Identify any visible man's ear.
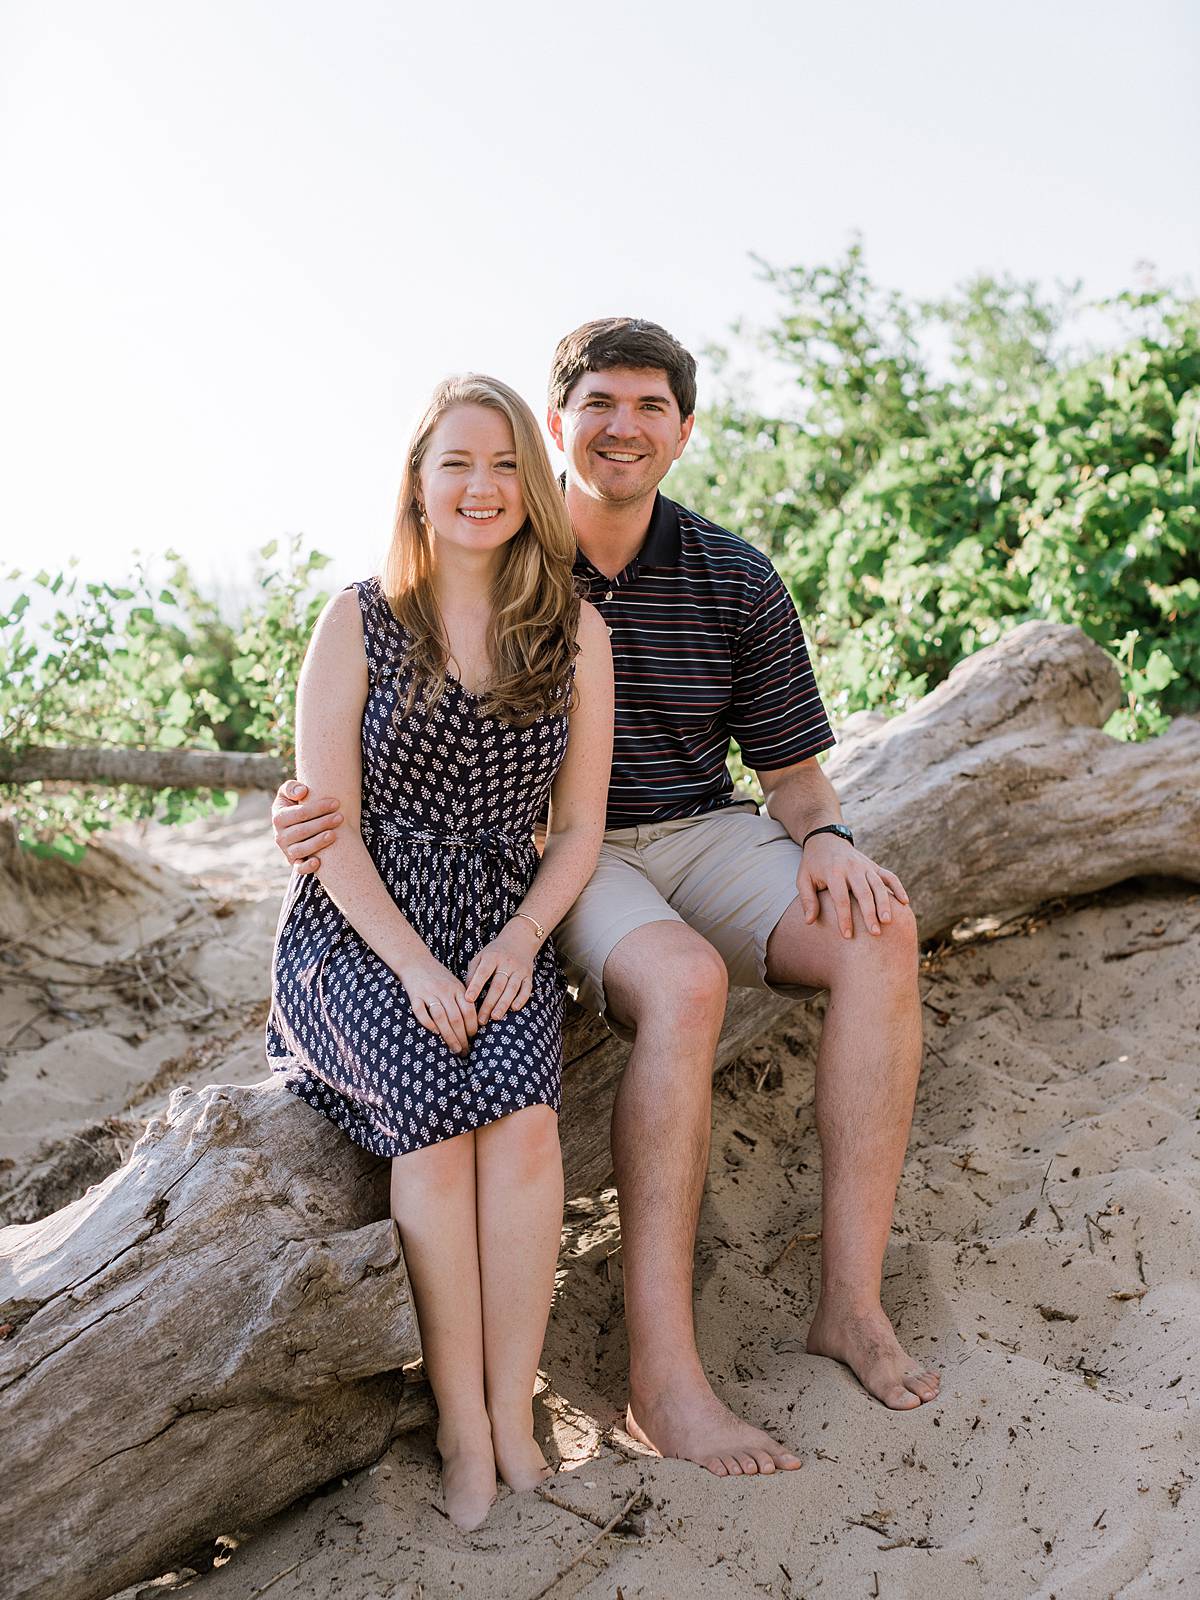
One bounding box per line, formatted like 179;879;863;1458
546;405;565;452
674;412;696;462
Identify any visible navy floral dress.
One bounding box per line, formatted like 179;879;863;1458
266;577;571;1157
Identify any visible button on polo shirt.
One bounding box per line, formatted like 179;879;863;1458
572;492;836;829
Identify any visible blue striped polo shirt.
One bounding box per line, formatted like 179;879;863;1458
573;492;836;828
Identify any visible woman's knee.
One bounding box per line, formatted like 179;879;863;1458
477;1104;561;1183
390;1129;474;1202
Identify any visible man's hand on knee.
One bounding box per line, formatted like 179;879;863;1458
272;780;344;874
797;837;909;940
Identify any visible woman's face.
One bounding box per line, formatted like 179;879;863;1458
418;404;527;555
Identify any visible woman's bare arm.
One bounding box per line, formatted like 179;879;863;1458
293;588;477;1051
516;601;613;933
464;602;614;1022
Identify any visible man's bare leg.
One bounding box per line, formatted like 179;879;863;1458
604;922;802;1476
765;891;939;1408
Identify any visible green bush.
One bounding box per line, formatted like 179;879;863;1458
673;253;1200;737
0;537;331;853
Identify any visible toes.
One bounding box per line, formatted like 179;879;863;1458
904;1372;940;1403
721;1455;744;1475
705;1457;729;1477
751;1451;777;1475
736;1453;760;1475
882;1385;922;1410
775;1451;804;1470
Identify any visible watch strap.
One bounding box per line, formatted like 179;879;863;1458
801;823;855;849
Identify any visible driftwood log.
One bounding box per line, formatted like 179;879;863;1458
2;622;1198;1600
0;746;287;791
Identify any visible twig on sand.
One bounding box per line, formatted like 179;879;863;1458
536;1485;614;1530
250;1558;306;1596
527;1484;646;1600
766;1231;821;1273
1103;936;1189;962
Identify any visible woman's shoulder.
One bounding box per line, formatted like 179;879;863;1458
574;599;613;660
309;586;367;649
570;602;614;703
310;579;399;654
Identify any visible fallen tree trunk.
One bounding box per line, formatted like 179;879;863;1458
0;746;287;790
2;621;1197;1600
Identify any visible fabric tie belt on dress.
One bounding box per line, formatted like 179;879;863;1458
362;815;531;856
361;814;540;1066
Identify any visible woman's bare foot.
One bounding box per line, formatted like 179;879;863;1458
806;1298;940;1409
437;1423;497;1531
489;1408;553;1492
626;1372;802;1477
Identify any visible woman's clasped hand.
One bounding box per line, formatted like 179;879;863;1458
396;918;540;1054
463;919;540;1025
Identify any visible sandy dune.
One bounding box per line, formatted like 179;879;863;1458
1;801;1196;1598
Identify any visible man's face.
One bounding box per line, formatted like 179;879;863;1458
548;366;694;504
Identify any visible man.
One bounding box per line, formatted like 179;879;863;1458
272;318;939;1479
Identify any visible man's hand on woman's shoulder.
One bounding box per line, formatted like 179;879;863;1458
272;780;345;873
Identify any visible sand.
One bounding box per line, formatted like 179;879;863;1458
2;799;1197;1599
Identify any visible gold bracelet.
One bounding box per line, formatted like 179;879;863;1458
511;911;546;942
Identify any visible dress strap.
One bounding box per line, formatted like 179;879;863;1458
350;576;408;685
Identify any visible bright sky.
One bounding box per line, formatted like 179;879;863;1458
2;0;1197;602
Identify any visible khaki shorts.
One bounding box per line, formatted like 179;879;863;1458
555;801;824;1041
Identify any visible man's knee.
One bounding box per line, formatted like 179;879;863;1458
880;897;919;970
836;896;919;985
768;889;919;991
605;926;728;1031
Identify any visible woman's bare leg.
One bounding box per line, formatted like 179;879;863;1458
390;1132;495;1530
474;1105;564;1490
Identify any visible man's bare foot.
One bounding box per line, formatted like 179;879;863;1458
491;1423;553;1493
437;1424;497;1531
626;1375;802;1477
806;1298;940;1409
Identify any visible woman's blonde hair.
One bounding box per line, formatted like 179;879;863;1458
382;374;580;724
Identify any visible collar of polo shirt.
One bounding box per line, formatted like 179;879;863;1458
559;474;683;575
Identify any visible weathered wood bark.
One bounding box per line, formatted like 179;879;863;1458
2;621;1197;1600
0;746;287;790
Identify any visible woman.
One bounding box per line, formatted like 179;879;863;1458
267;375;613;1530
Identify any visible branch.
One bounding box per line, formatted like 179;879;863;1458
0;747;288;791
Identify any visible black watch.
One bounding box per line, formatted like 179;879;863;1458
801;823;855;849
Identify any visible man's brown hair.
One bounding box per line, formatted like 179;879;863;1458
548;317;698;418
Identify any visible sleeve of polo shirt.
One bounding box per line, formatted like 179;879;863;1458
728;563;836;771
